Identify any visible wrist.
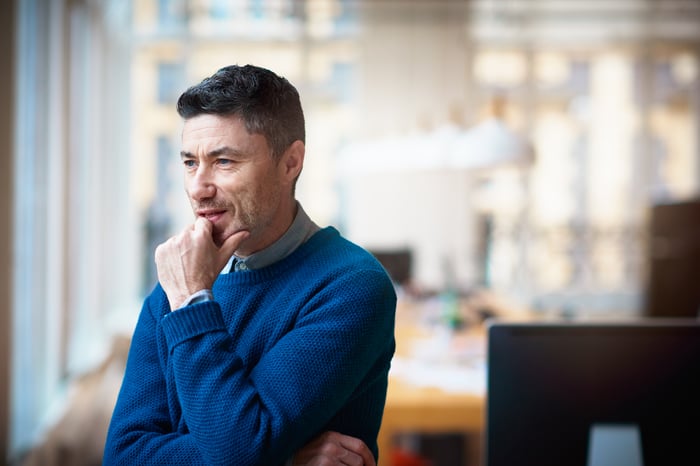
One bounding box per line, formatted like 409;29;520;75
173;289;214;311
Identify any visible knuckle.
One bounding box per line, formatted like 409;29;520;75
320;442;340;455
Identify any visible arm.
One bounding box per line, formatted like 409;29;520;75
105;276;394;464
106;220;395;465
104;289;388;466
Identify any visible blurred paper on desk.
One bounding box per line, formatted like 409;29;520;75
389;356;486;394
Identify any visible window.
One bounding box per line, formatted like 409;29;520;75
11;0;138;456
158;0;186;30
157;62;185;104
142;136;176;294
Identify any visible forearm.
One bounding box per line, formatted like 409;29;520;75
103;430;202;465
162;302;303;465
104;298;205;464
106;298;297;466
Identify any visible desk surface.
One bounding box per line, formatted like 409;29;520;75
378;300;487;466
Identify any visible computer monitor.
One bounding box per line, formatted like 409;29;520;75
486;321;700;466
369;248;412;286
645;198;700;318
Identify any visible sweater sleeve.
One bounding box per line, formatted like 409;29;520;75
103;296;206;465
165;268;395;465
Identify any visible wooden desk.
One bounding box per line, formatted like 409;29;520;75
378;378;484;466
378;302;486;466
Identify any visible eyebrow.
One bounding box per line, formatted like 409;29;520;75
179;146;244;159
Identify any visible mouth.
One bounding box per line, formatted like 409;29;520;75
196;209;227;223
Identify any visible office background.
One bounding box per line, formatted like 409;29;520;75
1;0;699;464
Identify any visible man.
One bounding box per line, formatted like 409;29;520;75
103;65;396;466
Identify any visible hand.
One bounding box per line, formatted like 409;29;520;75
154;217;249;309
292;431;376;466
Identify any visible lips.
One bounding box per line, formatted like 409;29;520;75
196;209;227;223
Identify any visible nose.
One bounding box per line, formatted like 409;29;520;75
188;165;216;202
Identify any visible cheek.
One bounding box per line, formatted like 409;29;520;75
221;166;283;216
214;176;245;204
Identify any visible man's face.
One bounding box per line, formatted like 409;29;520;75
180;113;297;256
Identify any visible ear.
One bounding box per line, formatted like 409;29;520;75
280;140;305;183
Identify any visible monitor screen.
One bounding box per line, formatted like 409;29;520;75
486;321;700;466
645;198;700;318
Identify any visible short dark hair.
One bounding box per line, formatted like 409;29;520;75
177;64;305;159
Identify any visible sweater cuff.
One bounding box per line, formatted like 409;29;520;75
161;302;226;350
176;288;214;309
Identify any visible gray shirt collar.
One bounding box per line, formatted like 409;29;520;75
223;203;319;272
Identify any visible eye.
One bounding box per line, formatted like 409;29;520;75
183;159;197;169
216;158;234;167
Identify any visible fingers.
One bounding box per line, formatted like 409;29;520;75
297;432;374;466
191;217;248;267
337;435;375;466
193;216;213;236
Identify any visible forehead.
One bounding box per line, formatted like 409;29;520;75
182;113;245;140
181;113;268;152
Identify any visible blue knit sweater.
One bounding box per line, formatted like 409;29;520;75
103;227;397;465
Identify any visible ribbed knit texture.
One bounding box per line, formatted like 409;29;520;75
103;227;397;465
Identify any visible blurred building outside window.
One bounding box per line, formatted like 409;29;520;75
157;0;186;31
156;62;185;104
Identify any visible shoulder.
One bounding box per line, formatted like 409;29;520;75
303;227;390;278
297;228;396;305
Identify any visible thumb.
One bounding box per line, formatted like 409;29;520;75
218;230;250;266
